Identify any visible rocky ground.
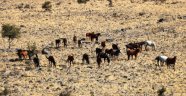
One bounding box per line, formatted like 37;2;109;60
0;0;186;96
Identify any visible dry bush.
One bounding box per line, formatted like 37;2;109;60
131;0;166;3
77;0;89;4
42;1;52;11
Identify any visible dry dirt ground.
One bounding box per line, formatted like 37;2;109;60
0;0;186;96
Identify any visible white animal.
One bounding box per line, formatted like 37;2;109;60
155;55;168;67
144;40;156;51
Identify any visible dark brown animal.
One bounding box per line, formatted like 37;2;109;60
166;56;176;70
78;40;82;48
62;38;67;47
86;32;101;42
101;41;106;48
55;39;61;48
67;55;74;66
96;52;110;68
73;35;77;43
33;54;40;68
82;53;89;64
46;55;56;67
126;48;140;60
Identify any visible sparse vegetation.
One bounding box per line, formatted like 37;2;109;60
27;42;37;51
1;24;21;49
42;1;52;11
77;0;89;4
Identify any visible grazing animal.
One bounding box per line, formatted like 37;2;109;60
101;41;106;48
86;32;101;42
82;53;90;64
126;48;140;60
17;49;35;60
42;47;51;55
17;49;23;60
20;50;28;59
33;54;40;68
166;56;176;70
96;48;103;55
46;55;56;67
97;52;110;64
155;55;168;67
125;42;142;51
144;40;156;51
67;55;74;66
55;39;61;48
73;35;77;43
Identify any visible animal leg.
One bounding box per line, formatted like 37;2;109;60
128;55;130;60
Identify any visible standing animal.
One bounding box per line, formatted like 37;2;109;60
86;32;101;42
33;54;40;68
96;48;103;55
73;35;77;43
155;55;168;67
96;52;110;68
46;55;56;67
144;40;156;51
78;40;82;48
17;49;35;60
67;55;74;67
112;43;119;50
166;56;176;70
82;53;90;64
101;41;106;48
126;48;140;60
97;52;110;64
62;38;67;48
42;47;51;55
55;39;61;48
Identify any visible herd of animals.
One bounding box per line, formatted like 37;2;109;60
15;32;177;70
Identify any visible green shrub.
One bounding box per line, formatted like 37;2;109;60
1;24;21;49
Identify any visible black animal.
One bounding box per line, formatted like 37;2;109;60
97;52;110;65
55;39;61;48
33;54;40;68
82;53;90;64
63;38;67;48
96;56;102;68
67;55;74;66
78;40;82;48
96;48;102;55
105;48;120;57
46;55;56;67
112;44;119;49
101;41;106;48
73;35;77;43
166;56;176;70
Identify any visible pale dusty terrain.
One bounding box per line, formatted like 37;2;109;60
0;0;186;96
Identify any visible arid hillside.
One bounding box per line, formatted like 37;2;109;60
0;0;186;96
